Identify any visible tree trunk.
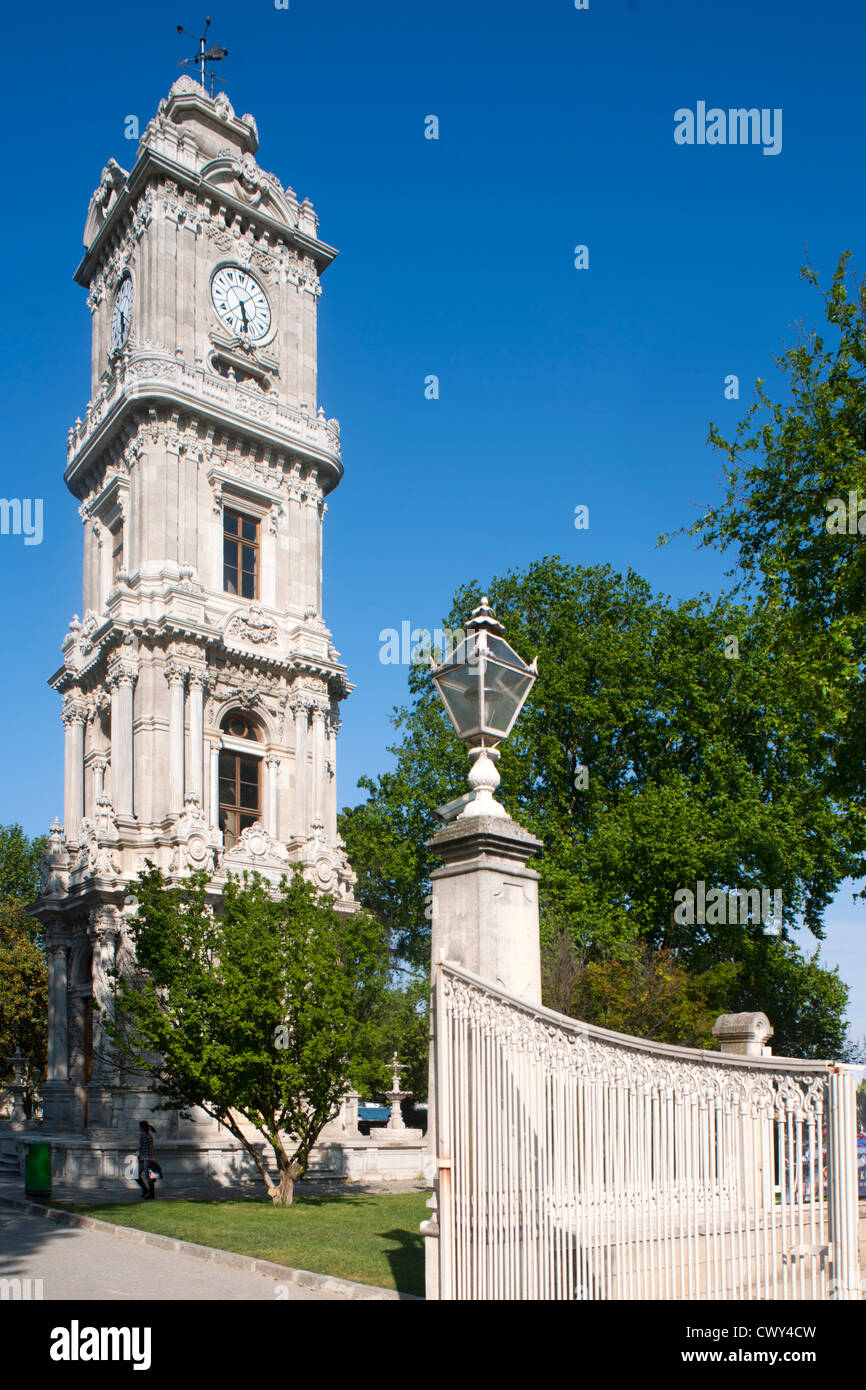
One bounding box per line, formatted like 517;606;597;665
271;1159;302;1207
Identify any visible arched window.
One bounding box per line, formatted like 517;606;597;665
218;712;262;848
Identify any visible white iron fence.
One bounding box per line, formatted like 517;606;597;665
429;961;861;1300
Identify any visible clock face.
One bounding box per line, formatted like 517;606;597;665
211;266;271;342
111;277;133;350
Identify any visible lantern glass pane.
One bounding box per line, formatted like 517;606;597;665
485;634;527;668
434;661;481;737
436;635;478;670
482;664;535;737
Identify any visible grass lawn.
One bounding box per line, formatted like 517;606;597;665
55;1191;428;1296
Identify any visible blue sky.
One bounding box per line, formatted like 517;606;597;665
1;0;864;1041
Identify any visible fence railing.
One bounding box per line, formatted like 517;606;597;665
430;961;861;1300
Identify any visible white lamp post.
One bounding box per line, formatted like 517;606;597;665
430;597;537;818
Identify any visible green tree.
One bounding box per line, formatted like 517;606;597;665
0;824;46;903
354;967;429;1104
678;252;866;807
0;825;47;1112
340;559;856;1057
107;865;389;1205
542;933;736;1049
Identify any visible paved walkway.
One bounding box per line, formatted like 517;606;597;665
0;1204;341;1301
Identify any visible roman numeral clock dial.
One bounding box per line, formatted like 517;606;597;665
210;265;271;341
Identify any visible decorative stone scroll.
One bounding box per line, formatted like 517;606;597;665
223;606;281;651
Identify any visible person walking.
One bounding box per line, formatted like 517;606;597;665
136;1120;157;1200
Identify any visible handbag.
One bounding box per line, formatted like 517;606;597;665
147;1161;163;1180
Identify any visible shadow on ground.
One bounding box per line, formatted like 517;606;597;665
379;1226;425;1298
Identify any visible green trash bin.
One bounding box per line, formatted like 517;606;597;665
25;1141;51;1200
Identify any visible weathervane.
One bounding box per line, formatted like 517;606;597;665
177;16;228;97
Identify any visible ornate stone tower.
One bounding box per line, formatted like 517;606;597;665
33;77;356;1141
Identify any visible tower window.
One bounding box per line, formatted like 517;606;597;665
219;711;262;848
223;508;259;599
219;750;261;847
221;711;260;741
111;524;124;580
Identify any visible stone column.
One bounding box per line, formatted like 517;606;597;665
316;499;326;615
167;664;186;814
303;485;320;614
310;706;326;832
266;756;281;839
46;941;69;1082
88;908;118;1084
90;755;108;816
292;699;308;838
286;480;304;611
109;669;136;818
210;743;221;831
341;1091;361;1137
186;673;205;803
326;716;339;842
62;700;86;843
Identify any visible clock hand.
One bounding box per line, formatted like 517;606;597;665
239;300;249;332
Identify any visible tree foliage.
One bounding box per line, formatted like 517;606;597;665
107;865;389;1204
0;825;47;1111
681;252;866;806
340;559;855;1058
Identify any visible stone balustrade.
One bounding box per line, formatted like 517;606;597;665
66;348;341;467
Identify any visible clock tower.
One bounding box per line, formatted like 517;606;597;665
33;76;357;1148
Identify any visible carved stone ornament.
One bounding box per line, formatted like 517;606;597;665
71;820;122;882
225;606;279;648
83;159;128;248
222;823;289;867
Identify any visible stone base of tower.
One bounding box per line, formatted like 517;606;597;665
0;1126;428;1198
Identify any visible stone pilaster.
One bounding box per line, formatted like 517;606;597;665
292;697;308;838
209;741;220;831
185;672;205;803
87;906;119;1085
310;705;327;832
166;663;186;813
46;938;70;1082
265;755;281;839
62;698;87;843
108;661;137;819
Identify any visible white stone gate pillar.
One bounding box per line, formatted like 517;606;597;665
424;811;543;1300
429;815;543;1003
827;1068;860;1299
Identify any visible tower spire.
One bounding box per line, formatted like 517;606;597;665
176;16;228;97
